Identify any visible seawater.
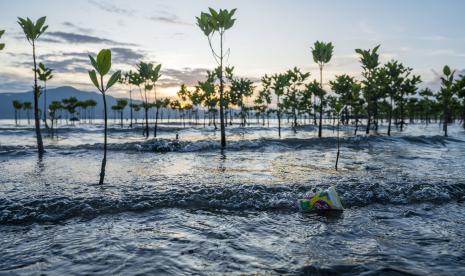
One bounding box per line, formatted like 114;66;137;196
1;119;464;275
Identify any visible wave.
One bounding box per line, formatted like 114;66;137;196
1;181;464;225
1;135;462;155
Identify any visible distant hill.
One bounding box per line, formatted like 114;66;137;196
0;86;140;119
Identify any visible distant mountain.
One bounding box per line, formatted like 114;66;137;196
0;86;139;119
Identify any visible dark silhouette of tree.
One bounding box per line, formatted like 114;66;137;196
18;16;48;156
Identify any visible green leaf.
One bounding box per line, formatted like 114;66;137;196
0;30;4;38
88;55;99;72
88;70;100;91
229;8;237;19
443;65;451;76
224;18;236;30
39;25;48;37
0;44;4;50
35;16;46;32
106;71;121;90
209;7;218;18
97;49;111;76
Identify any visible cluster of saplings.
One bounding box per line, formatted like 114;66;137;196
12;98;98;125
3;8;465;184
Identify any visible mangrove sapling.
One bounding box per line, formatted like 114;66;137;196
456;75;465;129
438;66;456;137
153;98;166;137
48;101;62;137
418;88;434;124
119;72;134;128
0;29;5;51
398;74;421;131
335;104;347;171
177;84;193;127
23;102;32;125
196;7;237;148
355;45;381;134
311;41;334;137
284;67;310;132
62;97;79;124
136;62;161;138
115;99;128;127
255;75;272;126
197;70;219;129
188;87;203;126
18;16;48;156
131;104;140;124
271;73;290;137
329;74;360;127
381;61;405;136
37;62;53;128
86;99;97;124
12;100;23;125
88;49;121;185
226;67;255;127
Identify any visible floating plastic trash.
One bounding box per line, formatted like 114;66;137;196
298;186;344;212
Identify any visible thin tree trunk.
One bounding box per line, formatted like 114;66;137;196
32;41;44;156
388;97;393;136
99;92;108;185
318;65;323;137
335;118;341;170
144;107;149;138
154;107;159;137
219;32;226;148
129;89;133;128
277;96;281;138
43;81;49;128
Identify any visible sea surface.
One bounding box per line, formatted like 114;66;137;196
1;119;465;275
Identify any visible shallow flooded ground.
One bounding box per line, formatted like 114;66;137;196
1;119;465;275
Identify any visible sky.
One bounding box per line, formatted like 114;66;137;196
1;0;465;99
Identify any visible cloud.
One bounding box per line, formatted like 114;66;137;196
11;47;145;74
43;31;136;46
159;68;208;88
110;47;145;64
149;11;192;26
87;0;134;16
62;21;94;34
0;72;33;92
